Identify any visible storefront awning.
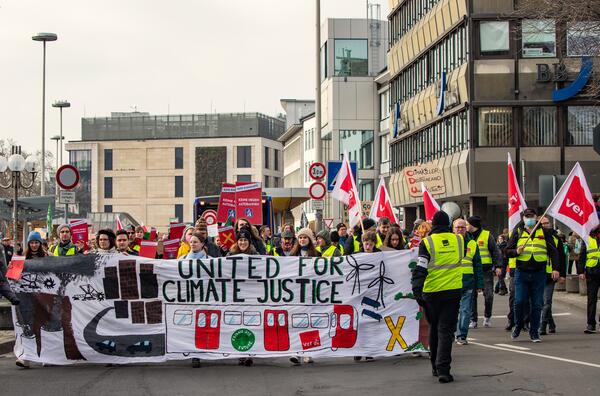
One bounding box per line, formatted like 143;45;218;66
263;188;310;212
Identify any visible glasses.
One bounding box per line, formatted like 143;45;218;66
454;226;466;229
127;232;134;235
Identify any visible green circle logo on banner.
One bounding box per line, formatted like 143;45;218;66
231;329;255;352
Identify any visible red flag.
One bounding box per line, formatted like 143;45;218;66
6;256;25;281
140;222;148;233
139;241;158;258
546;163;599;243
421;182;440;222
218;225;236;250
115;215;123;231
370;177;398;224
507;153;527;233
331;154;361;228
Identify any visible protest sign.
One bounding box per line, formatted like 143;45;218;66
69;219;89;243
11;250;425;364
169;222;186;240
139;241;158;258
235;182;262;225
218;225;236;250
162;240;180;260
216;183;237;223
6;256;25;280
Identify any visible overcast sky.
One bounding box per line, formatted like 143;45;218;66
0;0;388;158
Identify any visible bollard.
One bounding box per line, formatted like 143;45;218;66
579;277;588;295
566;275;579;293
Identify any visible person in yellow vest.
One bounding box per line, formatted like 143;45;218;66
330;231;345;255
49;224;78;256
453;219;484;345
577;218;600;334
539;216;566;335
505;208;559;342
177;225;195;259
343;218;376;255
376;217;391;249
272;229;295;257
466;216;500;328
259;225;273;255
315;230;341;257
412;211;465;383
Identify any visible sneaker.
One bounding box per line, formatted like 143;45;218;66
15;359;30;369
365;357;374;361
548;326;556;334
302;357;313;364
192;358;201;368
499;290;508;296
539;329;547;336
469;321;477;329
244;358;254;366
504;322;514;331
531;335;542;343
456;338;468;345
511;328;521;340
290;356;301;365
483;317;491;327
432;368;438;377
438;374;454;383
584;325;597;334
353;356;362;361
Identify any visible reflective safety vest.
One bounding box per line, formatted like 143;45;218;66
517;228;548;263
586;236;600;268
462;239;477;275
547;236;558;274
49;244;77;256
265;242;272;254
422;233;465;293
477;230;492;265
376;234;383;249
132;244;141;253
353;236;361;253
508;230;517;269
319;245;340;258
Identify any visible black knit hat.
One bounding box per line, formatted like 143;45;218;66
363;218;376;230
336;223;347;230
330;231;340;243
432;211;450;227
467;216;482;229
236;228;252;241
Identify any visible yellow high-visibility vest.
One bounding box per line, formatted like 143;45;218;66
422;233;465;293
49;244;76;256
477;230;492;265
462;239;477;275
586;236;600;268
517;228;547;263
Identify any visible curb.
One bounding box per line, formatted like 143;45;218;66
553;291;587;312
0;339;14;355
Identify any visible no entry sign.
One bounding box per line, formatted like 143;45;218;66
56;165;80;190
309;182;326;200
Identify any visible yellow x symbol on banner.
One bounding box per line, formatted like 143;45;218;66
384;315;407;351
221;233;234;245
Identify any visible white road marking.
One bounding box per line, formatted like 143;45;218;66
478;313;571;319
470;341;600;369
494;343;530;351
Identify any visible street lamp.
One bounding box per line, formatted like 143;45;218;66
52;100;70;166
32;32;58;196
0;146;39;242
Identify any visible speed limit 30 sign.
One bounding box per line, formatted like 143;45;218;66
309;162;326;181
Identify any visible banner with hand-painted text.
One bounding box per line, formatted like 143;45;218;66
10;250;425;364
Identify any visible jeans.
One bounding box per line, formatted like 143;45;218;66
586;273;600;326
423;293;461;376
471;270;494;321
540;281;556;330
456;288;473;339
514;269;546;337
495;266;508;293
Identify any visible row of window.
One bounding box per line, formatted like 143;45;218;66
340;130;374;170
263;147;280;171
104;176;184;199
480;20;600;57
390;24;467;105
391;110;469;172
103;204;184;223
478;106;600;147
389;0;442;45
263;175;281;188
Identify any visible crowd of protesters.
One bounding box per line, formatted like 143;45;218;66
0;208;596;379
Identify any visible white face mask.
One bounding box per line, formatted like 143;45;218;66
524;218;537;228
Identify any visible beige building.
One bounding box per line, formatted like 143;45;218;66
66;112;284;230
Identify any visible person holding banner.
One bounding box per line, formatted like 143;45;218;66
273;229;295;257
315;230;341;257
24;231;47;259
382;226;407;251
234;218;266;255
0;244;19;305
176;225;195;259
93;229;117;254
577;219;600;334
115;230;134;255
344;218;376;255
290;228;320;258
49;224;78;256
259;226;273;254
181;232;210;260
412;211;464;383
505;208;559;342
376;217;391;249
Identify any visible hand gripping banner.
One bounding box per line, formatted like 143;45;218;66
10;250;426;364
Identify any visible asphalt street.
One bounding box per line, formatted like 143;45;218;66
1;293;599;396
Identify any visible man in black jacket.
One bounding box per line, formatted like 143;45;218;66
505;208;559;342
577;220;600;334
344;218;376;255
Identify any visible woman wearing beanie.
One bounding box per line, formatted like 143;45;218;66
95;229;117;254
234;218;267;255
177;225;195;259
25;231;47;259
315;230;341;257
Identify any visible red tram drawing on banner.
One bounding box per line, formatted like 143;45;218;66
165;304;359;354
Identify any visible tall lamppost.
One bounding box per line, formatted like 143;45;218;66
32;32;58;196
0;146;39;242
50;135;63;171
52;100;70;166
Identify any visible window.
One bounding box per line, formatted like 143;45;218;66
223;311;242;325
237;146;251;168
175;204;183;223
104;205;112;213
310;314;329;328
175;176;183;197
340;130;374;170
197;313;206;327
567;22;600;56
104;149;113;171
264;175;269;188
104;177;112;198
292;313;309;328
334;39;368;76
380;134;390;163
340;314;352;330
478;107;513;147
360;180;374;201
175;147;183;169
523;107;556;146
173;310;192;326
567;106;600;145
264;147;270;169
522;20;556;58
380;90;390;120
243;311;261;326
237;174;252;182
320;42;328;81
273;177;280;188
480;21;510;54
274;149;279;171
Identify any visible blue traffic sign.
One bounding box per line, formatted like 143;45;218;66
327;161;358;191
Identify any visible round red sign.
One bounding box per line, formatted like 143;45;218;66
56;165;80;190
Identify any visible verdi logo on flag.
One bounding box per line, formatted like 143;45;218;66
217;183;237;223
557;176;595;225
235;182;263;225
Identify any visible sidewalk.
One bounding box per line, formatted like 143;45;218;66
553;290;588;311
0;330;14;355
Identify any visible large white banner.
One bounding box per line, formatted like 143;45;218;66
11;250;426;364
